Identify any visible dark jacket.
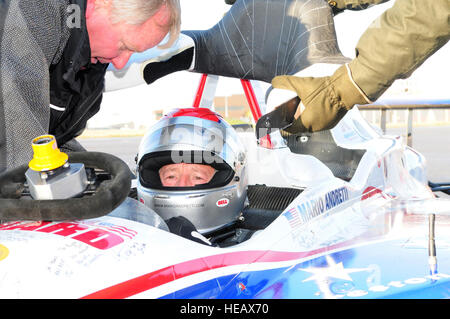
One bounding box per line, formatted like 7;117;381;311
48;0;108;147
0;0;107;172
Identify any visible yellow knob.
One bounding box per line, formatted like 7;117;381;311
28;135;68;172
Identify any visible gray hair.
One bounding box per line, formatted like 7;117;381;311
110;0;181;48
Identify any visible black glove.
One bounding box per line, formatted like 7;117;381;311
142;47;194;85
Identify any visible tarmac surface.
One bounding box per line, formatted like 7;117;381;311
79;125;450;193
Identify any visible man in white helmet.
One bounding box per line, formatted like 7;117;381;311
136;107;249;245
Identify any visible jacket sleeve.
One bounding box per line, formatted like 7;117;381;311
348;0;450;101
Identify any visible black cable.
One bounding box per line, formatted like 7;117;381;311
428;181;450;195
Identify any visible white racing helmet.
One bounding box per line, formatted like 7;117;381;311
136;108;248;234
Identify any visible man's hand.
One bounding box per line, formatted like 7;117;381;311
269;64;372;134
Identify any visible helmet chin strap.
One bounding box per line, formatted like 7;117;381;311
165;216;213;246
190;231;213;246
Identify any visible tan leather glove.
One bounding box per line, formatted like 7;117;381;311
271;64;372;133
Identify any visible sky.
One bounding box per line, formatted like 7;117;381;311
89;0;449;128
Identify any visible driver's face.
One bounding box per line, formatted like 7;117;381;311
159;163;216;187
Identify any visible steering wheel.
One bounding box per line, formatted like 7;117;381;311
0;152;132;221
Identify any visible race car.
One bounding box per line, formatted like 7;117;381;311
0;0;449;299
1;101;449;299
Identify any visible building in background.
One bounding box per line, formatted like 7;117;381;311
148;94;252;125
213;94;252;124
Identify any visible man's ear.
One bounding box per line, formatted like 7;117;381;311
152;2;171;26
